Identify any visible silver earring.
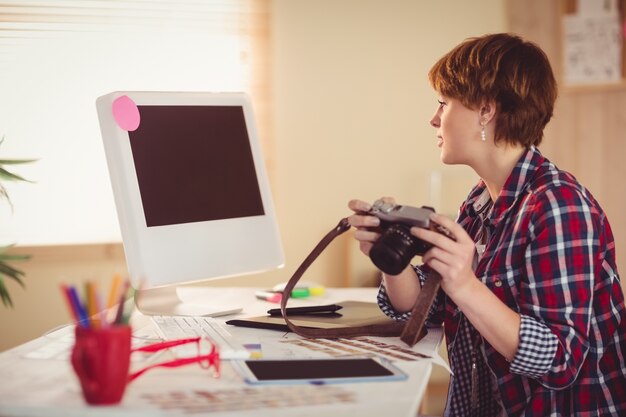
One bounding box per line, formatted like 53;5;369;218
481;123;486;142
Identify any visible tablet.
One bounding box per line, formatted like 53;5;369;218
232;356;407;385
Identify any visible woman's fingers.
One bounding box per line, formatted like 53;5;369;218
354;228;380;243
348;199;371;213
348;213;380;228
353;228;380;256
411;213;472;249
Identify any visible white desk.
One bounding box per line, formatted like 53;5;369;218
0;287;445;417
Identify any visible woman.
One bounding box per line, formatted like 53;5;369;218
348;33;626;416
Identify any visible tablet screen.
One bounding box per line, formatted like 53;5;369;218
235;357;407;385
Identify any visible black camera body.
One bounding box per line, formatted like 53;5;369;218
367;200;446;275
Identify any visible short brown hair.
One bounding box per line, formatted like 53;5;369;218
428;33;557;147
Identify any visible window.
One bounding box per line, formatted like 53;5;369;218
0;0;270;245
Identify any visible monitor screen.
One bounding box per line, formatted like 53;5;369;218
96;92;284;301
128;105;264;227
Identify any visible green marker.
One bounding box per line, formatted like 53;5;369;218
290;288;310;298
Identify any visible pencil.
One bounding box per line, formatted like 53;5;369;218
95;286;108;328
86;281;98;328
114;279;131;325
68;285;90;327
59;284;79;322
107;273;122;310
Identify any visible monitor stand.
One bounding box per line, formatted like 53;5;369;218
134;286;243;317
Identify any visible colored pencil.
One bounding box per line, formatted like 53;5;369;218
59;284;79;322
68;285;90;327
107;273;122;310
114;279;131;324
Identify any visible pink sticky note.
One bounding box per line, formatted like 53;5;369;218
112;95;140;132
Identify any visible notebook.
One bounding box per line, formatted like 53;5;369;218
226;300;394;332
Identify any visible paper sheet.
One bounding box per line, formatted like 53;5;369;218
563;12;623;85
256;327;451;374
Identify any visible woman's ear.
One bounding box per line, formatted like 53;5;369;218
479;100;497;124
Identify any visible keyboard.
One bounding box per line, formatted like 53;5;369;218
151;315;250;360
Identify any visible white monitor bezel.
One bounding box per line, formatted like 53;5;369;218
96;91;284;290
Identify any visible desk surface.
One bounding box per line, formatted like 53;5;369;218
0;287;444;417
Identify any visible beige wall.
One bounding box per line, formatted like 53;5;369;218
269;0;505;288
0;0;506;351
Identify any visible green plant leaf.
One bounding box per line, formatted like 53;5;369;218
0;263;26;286
0;184;13;210
0;278;14;308
0;159;38;165
0;166;30;182
0;137;34;308
0;252;31;261
0;246;28;296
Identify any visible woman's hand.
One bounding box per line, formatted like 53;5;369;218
346;198;393;256
348;198;421;312
411;213;478;301
413;213;522;361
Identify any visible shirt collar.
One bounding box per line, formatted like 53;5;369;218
469;146;545;224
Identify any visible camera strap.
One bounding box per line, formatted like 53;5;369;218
279;218;442;346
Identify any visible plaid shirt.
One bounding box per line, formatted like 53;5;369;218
378;146;626;416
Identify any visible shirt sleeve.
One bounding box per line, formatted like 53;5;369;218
376;265;445;326
509;314;558;377
512;184;600;388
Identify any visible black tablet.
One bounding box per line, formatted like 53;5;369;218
232;356;407;385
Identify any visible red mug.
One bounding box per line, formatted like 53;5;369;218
71;325;131;405
71;325;220;405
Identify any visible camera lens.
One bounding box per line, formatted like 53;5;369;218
369;223;431;275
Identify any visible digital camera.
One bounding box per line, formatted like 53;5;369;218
367;199;451;275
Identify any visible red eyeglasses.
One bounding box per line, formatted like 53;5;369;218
128;336;221;382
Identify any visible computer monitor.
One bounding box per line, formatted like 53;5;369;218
96;91;284;316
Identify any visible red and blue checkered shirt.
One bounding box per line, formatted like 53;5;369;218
378;146;626;416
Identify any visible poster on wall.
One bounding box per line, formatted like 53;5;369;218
562;1;623;85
